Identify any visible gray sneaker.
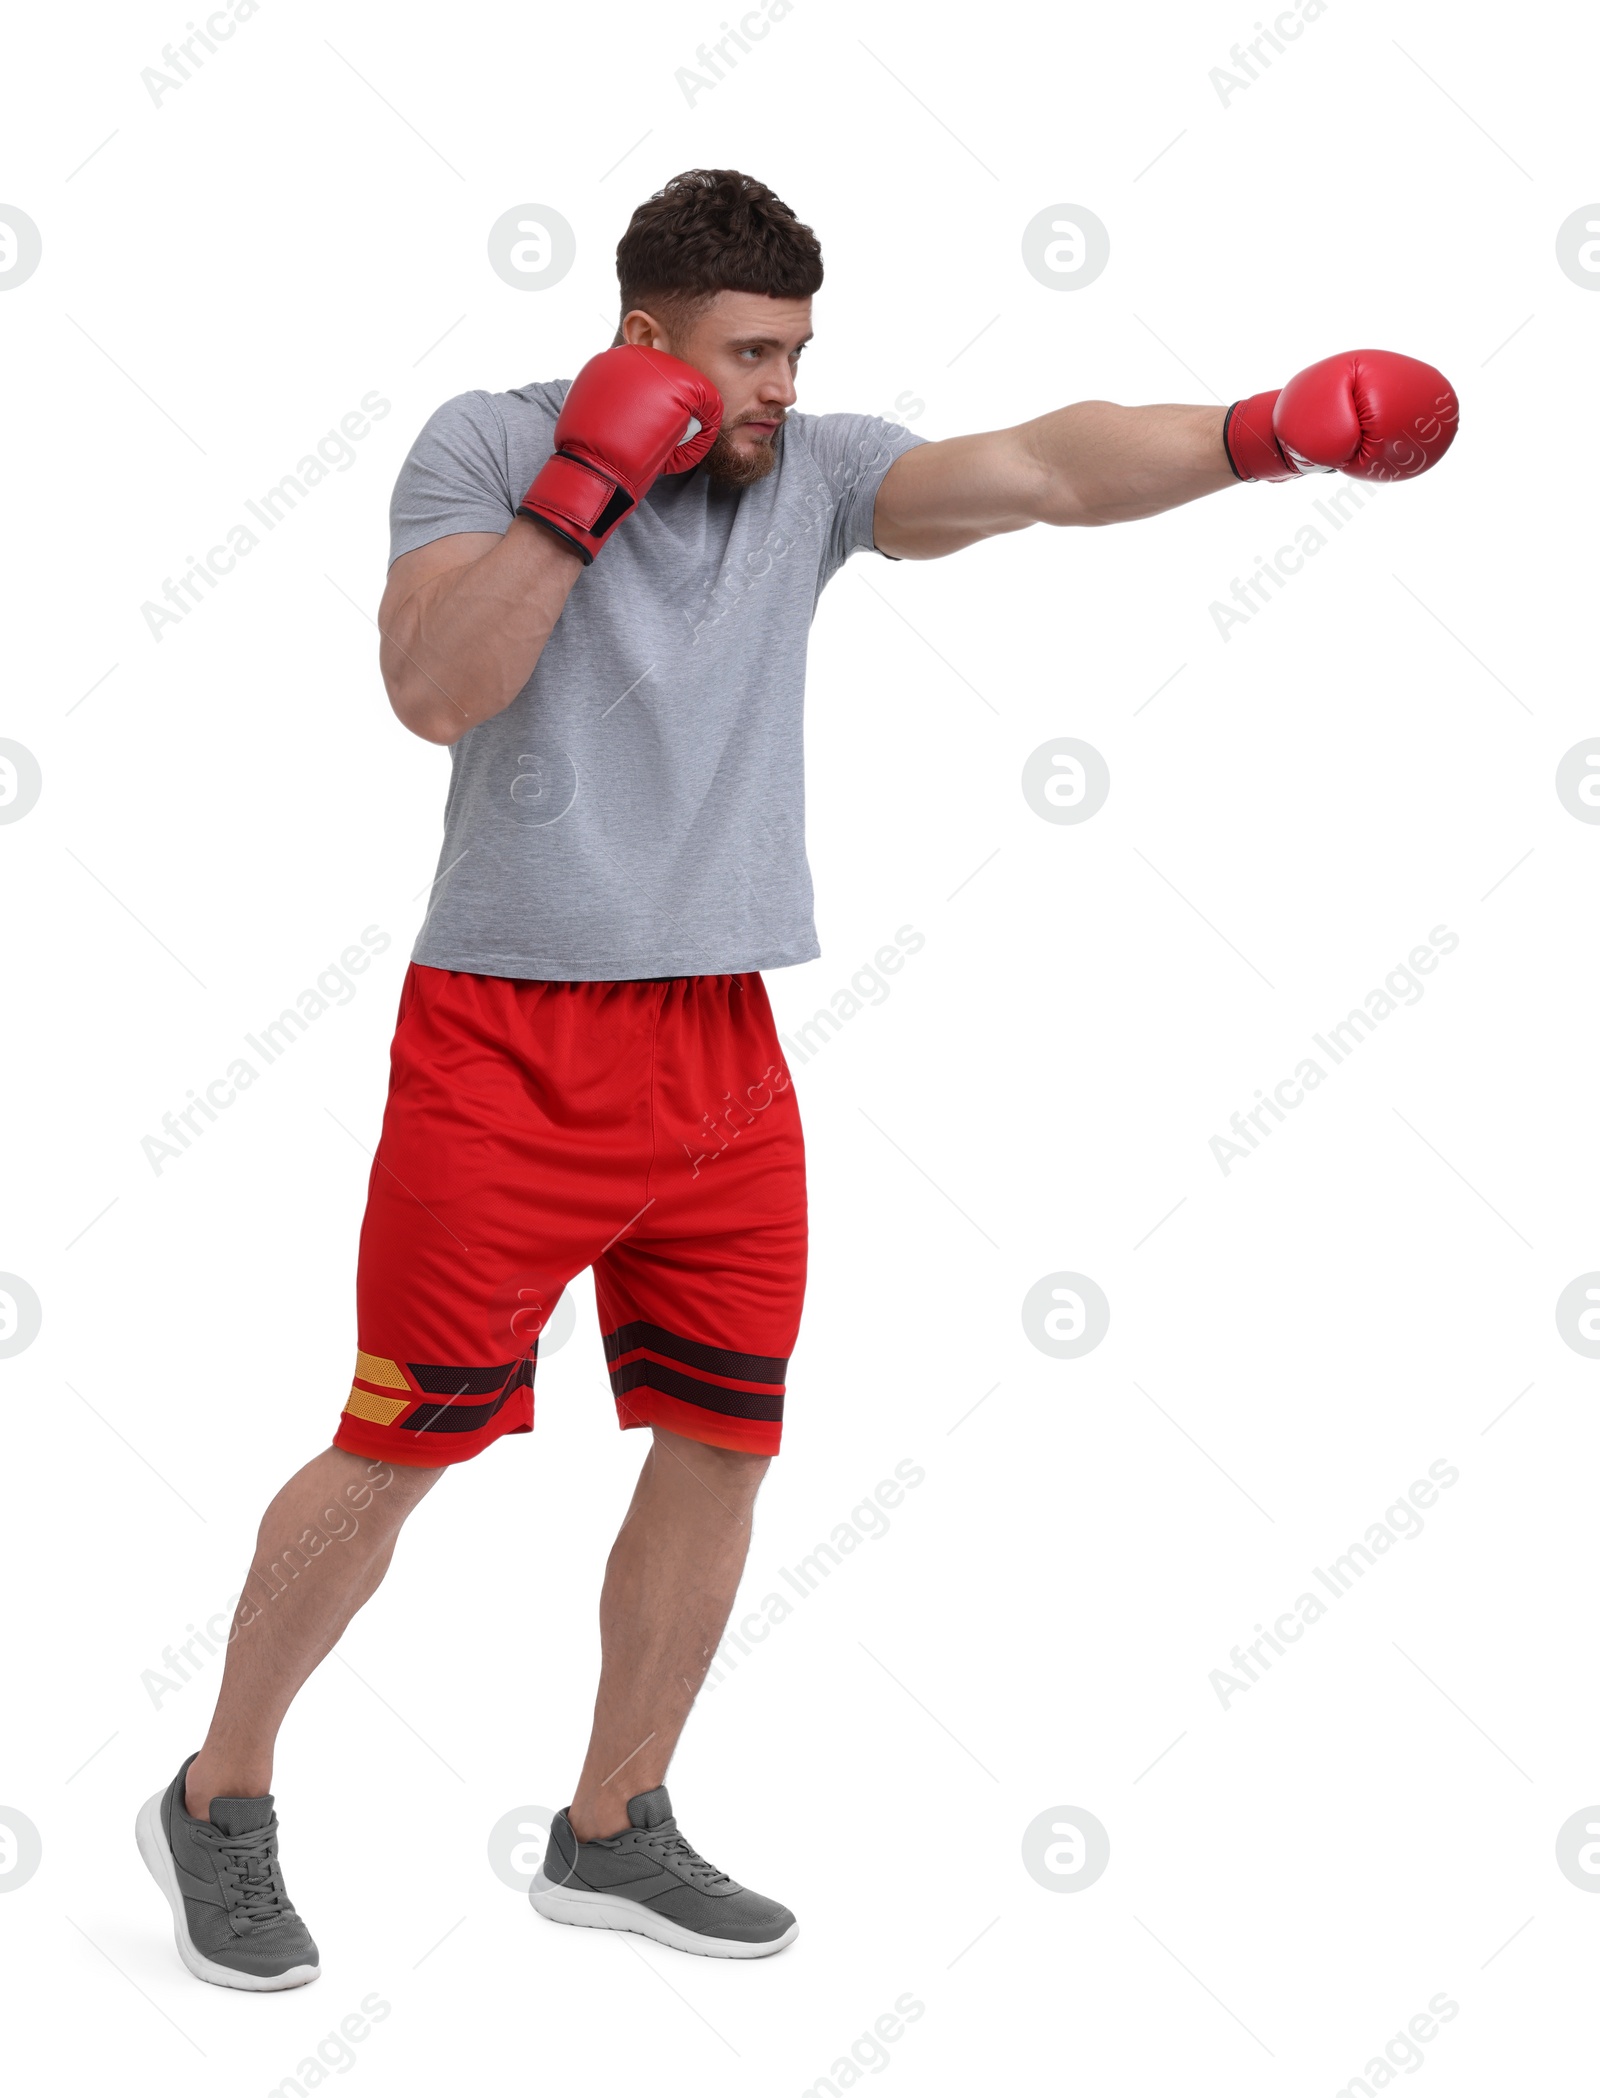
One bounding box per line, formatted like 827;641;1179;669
135;1752;320;1990
529;1786;797;1958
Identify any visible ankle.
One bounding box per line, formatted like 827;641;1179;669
185;1752;272;1822
567;1792;634;1844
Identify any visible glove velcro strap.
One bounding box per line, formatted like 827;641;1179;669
1222;390;1295;482
521;452;634;533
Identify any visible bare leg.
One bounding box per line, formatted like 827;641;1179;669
568;1426;770;1841
184;1446;445;1820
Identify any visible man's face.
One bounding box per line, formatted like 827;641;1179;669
621;292;812;487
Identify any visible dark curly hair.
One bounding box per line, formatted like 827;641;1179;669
616;169;823;329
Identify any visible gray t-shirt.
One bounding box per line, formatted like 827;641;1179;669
389;383;926;980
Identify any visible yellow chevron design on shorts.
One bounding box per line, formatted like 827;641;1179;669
343;1385;410;1427
354;1350;410;1390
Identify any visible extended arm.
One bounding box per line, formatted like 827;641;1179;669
873;402;1233;559
872;350;1460;561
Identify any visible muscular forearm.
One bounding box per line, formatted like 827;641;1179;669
875;400;1239;557
1023;401;1235;527
380;518;583;746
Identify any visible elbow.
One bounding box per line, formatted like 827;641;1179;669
1040;484;1151;529
386;680;463;747
410;714;463;748
1034;497;1110;530
1024;464;1101;531
380;642;467;745
379;621;463;745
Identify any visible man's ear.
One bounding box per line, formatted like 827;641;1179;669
619;308;672;354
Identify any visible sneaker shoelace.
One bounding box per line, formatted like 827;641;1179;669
634;1818;735;1891
199;1822;295;1928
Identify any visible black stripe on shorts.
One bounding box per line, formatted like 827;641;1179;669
402;1357;534;1432
407;1354;537;1397
608;1357;784;1425
602;1321;787;1388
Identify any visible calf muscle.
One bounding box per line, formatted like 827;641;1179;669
185;1447;444;1818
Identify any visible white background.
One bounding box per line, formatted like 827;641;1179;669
3;0;1598;2090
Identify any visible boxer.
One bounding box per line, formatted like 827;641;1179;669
138;168;1456;1987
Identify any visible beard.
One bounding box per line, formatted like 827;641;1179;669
700;417;784;488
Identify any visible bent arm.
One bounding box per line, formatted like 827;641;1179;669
872;402;1236;560
379;519;584;746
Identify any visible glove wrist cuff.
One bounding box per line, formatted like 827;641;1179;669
518;452;636;562
1223;390;1297;482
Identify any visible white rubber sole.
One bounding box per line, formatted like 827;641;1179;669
528;1872;798;1959
135;1790;320;1991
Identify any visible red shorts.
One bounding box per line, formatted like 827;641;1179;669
333;965;807;1467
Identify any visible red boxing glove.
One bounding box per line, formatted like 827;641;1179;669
1224;350;1459;485
519;345;723;563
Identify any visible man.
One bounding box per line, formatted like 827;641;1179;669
136;168;1458;1988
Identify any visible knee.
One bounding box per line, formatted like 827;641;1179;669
321;1448;445;1529
713;1445;770;1477
698;1445;771;1502
363;1456;448;1518
653;1428;770;1500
